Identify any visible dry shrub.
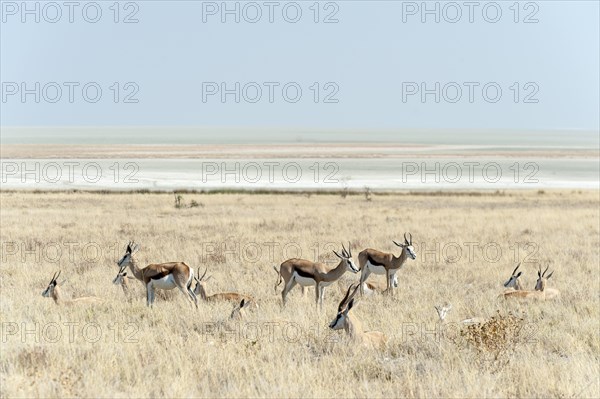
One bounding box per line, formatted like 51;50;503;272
454;311;525;373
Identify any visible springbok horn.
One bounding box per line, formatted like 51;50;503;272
512;262;521;276
347;282;360;303
197;267;208;282
341;242;348;257
408;232;413;244
348;241;352;257
54;270;61;283
542;265;549;277
404;232;409;243
338;284;355;311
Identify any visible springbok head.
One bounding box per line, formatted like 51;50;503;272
230;298;251;320
503;263;523;289
117;241;139;268
42;270;62;297
535;265;554;291
193;267;213;295
112;268;129;285
393;232;416;260
333;242;359;273
434;302;452;322
329;283;360;330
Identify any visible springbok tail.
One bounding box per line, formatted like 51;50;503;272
273;265;282;290
187;268;194;289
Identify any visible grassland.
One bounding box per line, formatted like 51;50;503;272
0;190;598;398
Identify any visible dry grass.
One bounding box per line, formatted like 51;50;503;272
0;190;598;398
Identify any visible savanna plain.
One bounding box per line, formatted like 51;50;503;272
0;190;598;398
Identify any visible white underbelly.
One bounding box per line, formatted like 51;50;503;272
366;262;387;275
150;274;177;290
293;273;316;287
320;280;334;287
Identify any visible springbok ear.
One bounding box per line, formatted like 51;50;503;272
516;271;522;278
126;244;132;253
333;250;343;259
546;271;554;279
240;299;245;308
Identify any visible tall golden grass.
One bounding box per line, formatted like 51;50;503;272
0;190;598;398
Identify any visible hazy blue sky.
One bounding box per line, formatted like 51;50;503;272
1;0;599;131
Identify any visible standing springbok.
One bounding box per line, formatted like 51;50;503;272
358;233;416;295
502;265;559;300
329;283;387;348
503;263;524;290
193;268;258;308
42;271;104;305
273;243;359;309
112;270;136;300
116;242;197;308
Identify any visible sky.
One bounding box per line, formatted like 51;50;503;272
1;0;599;132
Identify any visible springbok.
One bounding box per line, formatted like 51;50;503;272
273;243;359;309
230;298;253;320
116;242;197;308
535;265;560;298
358;233;416;295
502;265;559;300
337;276;398;297
503;263;524;290
194;268;258;308
363;275;398;296
112;270;136;300
329;284;387;348
42;271;104;305
434;303;486;325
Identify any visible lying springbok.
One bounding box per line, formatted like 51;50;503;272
116;242;197;308
434;303;486;325
230;298;253;320
358;233;416;295
329;284;387;349
336;275;398;297
535;266;560;298
42;271;104;305
502;265;559;300
503;263;524;290
194;268;257;308
362;275;399;296
274;243;359;309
